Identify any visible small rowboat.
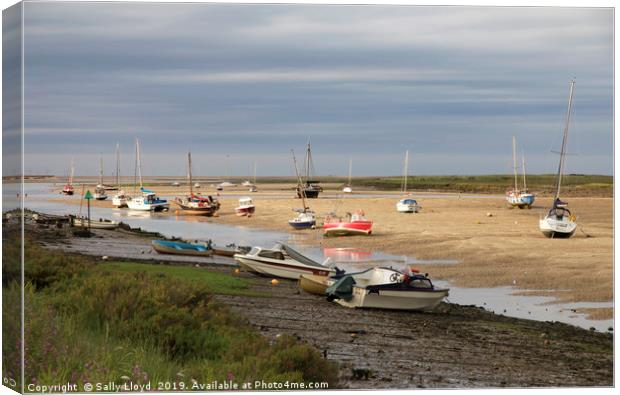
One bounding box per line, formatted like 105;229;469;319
151;239;213;257
71;217;119;229
298;274;331;295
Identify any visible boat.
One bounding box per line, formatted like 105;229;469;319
235;197;256;216
506;136;535;209
248;162;258;192
93;156;108;200
62;159;75;195
342;158;353;193
194;182;201;188
288;149;316;229
234;243;335;279
212;244;251;257
326;267;449;311
295;141;322;198
299;274;332;295
396;150;421;213
151;239;213;257
539;80;578;238
71;216;119;230
172;181;180;187
126;138;169;212
172;152;220;216
112;143;130;207
323;210;373;237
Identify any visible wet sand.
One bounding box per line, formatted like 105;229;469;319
47;183;613;319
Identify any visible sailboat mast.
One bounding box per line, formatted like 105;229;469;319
136;138;143;189
521;154;528;191
69;158;74;185
512;136;518;190
402;150;409;193
305;141;311;183
133;139;138;195
188;152;193;196
347;158;352;185
253;162;257;184
291;149;307;210
99;156;104;185
116;143;121;189
555;80;575;200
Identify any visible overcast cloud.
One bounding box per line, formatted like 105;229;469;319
18;2;613;177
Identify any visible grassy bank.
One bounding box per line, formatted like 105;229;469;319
2;228;338;391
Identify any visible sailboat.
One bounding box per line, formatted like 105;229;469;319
112;143;130;207
62;158;75;195
295;140;322;199
342;158;353;193
396;150;420;213
249;162;258;192
93;156;108;200
126;138;169;212
288;149;316;229
506;137;535;209
539;80;578;238
172;152;220;216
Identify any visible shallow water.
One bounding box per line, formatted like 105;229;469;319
9;183;614;332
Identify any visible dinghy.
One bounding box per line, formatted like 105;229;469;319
234;243;334;279
152;239;213;257
326;267;448;311
212;244;251;257
539;80;578;238
323;210;373;237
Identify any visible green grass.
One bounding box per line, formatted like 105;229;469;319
102;261;263;297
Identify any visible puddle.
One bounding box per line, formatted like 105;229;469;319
11;183;613;332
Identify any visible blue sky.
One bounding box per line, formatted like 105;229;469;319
13;2;614;177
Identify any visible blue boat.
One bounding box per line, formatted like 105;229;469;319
288;211;316;230
151;239;213;257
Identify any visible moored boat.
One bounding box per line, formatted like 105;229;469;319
235;197;256;216
128;188;169;211
93;157;108;200
539;80;578;238
62;159;75;195
112;143;130;207
173;152;220;216
71;217;119;229
289;210;316;230
234;243;334;279
295;141;322;199
342;158;353;193
396;198;420;213
323;210;372;237
152;239;213;257
212;244;251;257
506;136;535;209
326;267;449;311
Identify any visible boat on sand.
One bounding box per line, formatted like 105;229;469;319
235;197;255;216
234;243;334;279
71;217;119;230
151;239;213;257
323;210;373;236
326;267;448;311
173;152;220;216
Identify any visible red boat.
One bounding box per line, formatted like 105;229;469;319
323;210;372;237
62;184;74;195
235;197;256;217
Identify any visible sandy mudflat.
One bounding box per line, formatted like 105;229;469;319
49;183;613;318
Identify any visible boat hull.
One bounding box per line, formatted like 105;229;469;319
151;240;213;257
539;217;577;238
396;203;420;213
298;274;330;295
235;206;256;216
507;193;535;208
288;220;316;230
323;221;372;237
234;255;332;279
72;218;119;229
172;199;219;216
112;196;128;208
335;287;448;311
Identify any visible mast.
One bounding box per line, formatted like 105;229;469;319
305;140;311;184
554;80;575;201
133;138;138;195
291;149;307;211
521;154;528;192
401;150;409;194
347;158;352;186
188;151;193;196
116;142;121;190
137;139;143;188
69;158;74;186
99;156;104;186
253;162;257;184
512;136;518;191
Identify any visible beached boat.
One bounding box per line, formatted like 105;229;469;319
295;141;322;199
62;159;75;195
152;239;213;257
235;197;256;216
212;244;251;257
506;136;535;209
71;217;119;229
234;243;334;279
126;138;169;212
326;267;449;311
540;80;578;238
93;157;108;200
323;210;373;237
112;143;130;207
396;150;421;213
288;149;317;229
173;152;220;216
342;158;353;193
299;274;332;295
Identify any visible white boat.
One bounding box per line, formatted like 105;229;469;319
126;138;169;212
326;267;448;311
289;149;316;229
342;158;353;193
72;217;119;229
93;157;108;200
234;243;334;279
539;80;578;238
111;143;130;207
396;198;420;213
395;150;420;213
506;136;535;209
235;197;255;216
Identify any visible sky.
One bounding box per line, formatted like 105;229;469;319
8;1;615;177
